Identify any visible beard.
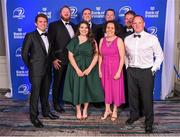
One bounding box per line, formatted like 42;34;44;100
61;15;71;22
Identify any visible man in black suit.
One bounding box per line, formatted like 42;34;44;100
22;13;59;128
97;9;125;43
123;10;136;38
48;5;76;113
82;8;99;42
121;10;136;110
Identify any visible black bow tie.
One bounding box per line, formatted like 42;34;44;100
134;34;141;38
41;32;48;36
65;22;70;25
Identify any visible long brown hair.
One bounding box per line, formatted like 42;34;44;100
75;21;96;55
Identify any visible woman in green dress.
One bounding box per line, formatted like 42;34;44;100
63;21;104;120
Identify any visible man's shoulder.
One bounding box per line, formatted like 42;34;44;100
49;20;62;26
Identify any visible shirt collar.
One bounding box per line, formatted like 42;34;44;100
37;28;46;35
61;19;70;25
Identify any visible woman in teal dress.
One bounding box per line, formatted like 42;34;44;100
63;21;104;120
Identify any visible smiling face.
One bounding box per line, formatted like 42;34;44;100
132;16;145;33
79;23;89;36
82;9;92;22
125;13;135;28
60;7;71;22
105;10;115;21
106;22;115;37
35;16;48;32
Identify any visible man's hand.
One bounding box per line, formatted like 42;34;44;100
53;59;61;70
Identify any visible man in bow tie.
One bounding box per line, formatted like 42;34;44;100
48;5;76;113
123;10;136;38
124;15;164;133
22;13;59;128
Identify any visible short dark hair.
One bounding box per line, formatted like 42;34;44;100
125;10;136;17
59;5;71;13
105;9;115;16
133;15;145;22
35;13;48;23
82;8;92;14
103;20;118;35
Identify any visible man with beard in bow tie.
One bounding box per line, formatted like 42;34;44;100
48;5;76;113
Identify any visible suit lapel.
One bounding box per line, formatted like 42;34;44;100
35;30;48;55
59;20;72;39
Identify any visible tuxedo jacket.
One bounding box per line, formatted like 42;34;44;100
48;20;76;65
22;30;52;78
91;23;99;43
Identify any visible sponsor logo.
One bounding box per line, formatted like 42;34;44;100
18;84;30;95
119;6;132;17
16;65;28;77
147;26;158;36
14;28;26;39
15;47;22;58
92;6;104;19
38;7;52;19
145;6;159;18
13;7;25;19
69;6;78;19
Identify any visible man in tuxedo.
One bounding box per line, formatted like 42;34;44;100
121;10;136;110
124;15;164;133
82;8;99;43
22;13;59;128
48;5;76;113
123;10;136;38
97;9;125;43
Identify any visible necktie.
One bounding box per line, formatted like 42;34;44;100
41;32;48;36
134;34;141;38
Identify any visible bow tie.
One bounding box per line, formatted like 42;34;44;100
127;28;133;32
134;34;141;38
65;22;70;25
41;32;48;36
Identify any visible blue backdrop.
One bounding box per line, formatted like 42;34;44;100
6;0;167;100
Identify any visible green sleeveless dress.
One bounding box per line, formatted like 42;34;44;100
63;37;104;105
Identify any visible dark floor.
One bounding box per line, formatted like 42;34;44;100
0;89;180;136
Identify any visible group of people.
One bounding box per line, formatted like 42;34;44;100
22;5;164;134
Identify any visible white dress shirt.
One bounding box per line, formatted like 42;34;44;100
37;28;49;53
61;19;75;38
124;31;164;72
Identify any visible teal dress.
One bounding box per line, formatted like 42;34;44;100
63;37;104;105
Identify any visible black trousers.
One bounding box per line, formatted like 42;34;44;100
127;67;154;126
52;65;67;108
29;74;51;120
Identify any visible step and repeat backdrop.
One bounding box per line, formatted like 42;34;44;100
6;0;167;100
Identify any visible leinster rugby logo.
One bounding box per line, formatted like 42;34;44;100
18;84;30;95
147;26;157;36
13;7;25;19
119;6;131;17
69;6;78;19
15;47;22;58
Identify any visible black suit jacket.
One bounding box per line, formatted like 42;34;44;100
91;23;99;43
22;30;52;78
123;26;135;39
48;20;76;65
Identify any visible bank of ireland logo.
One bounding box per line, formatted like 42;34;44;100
15;47;22;58
13;7;25;19
69;6;78;19
18;84;30;95
147;26;158;36
119;6;132;17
